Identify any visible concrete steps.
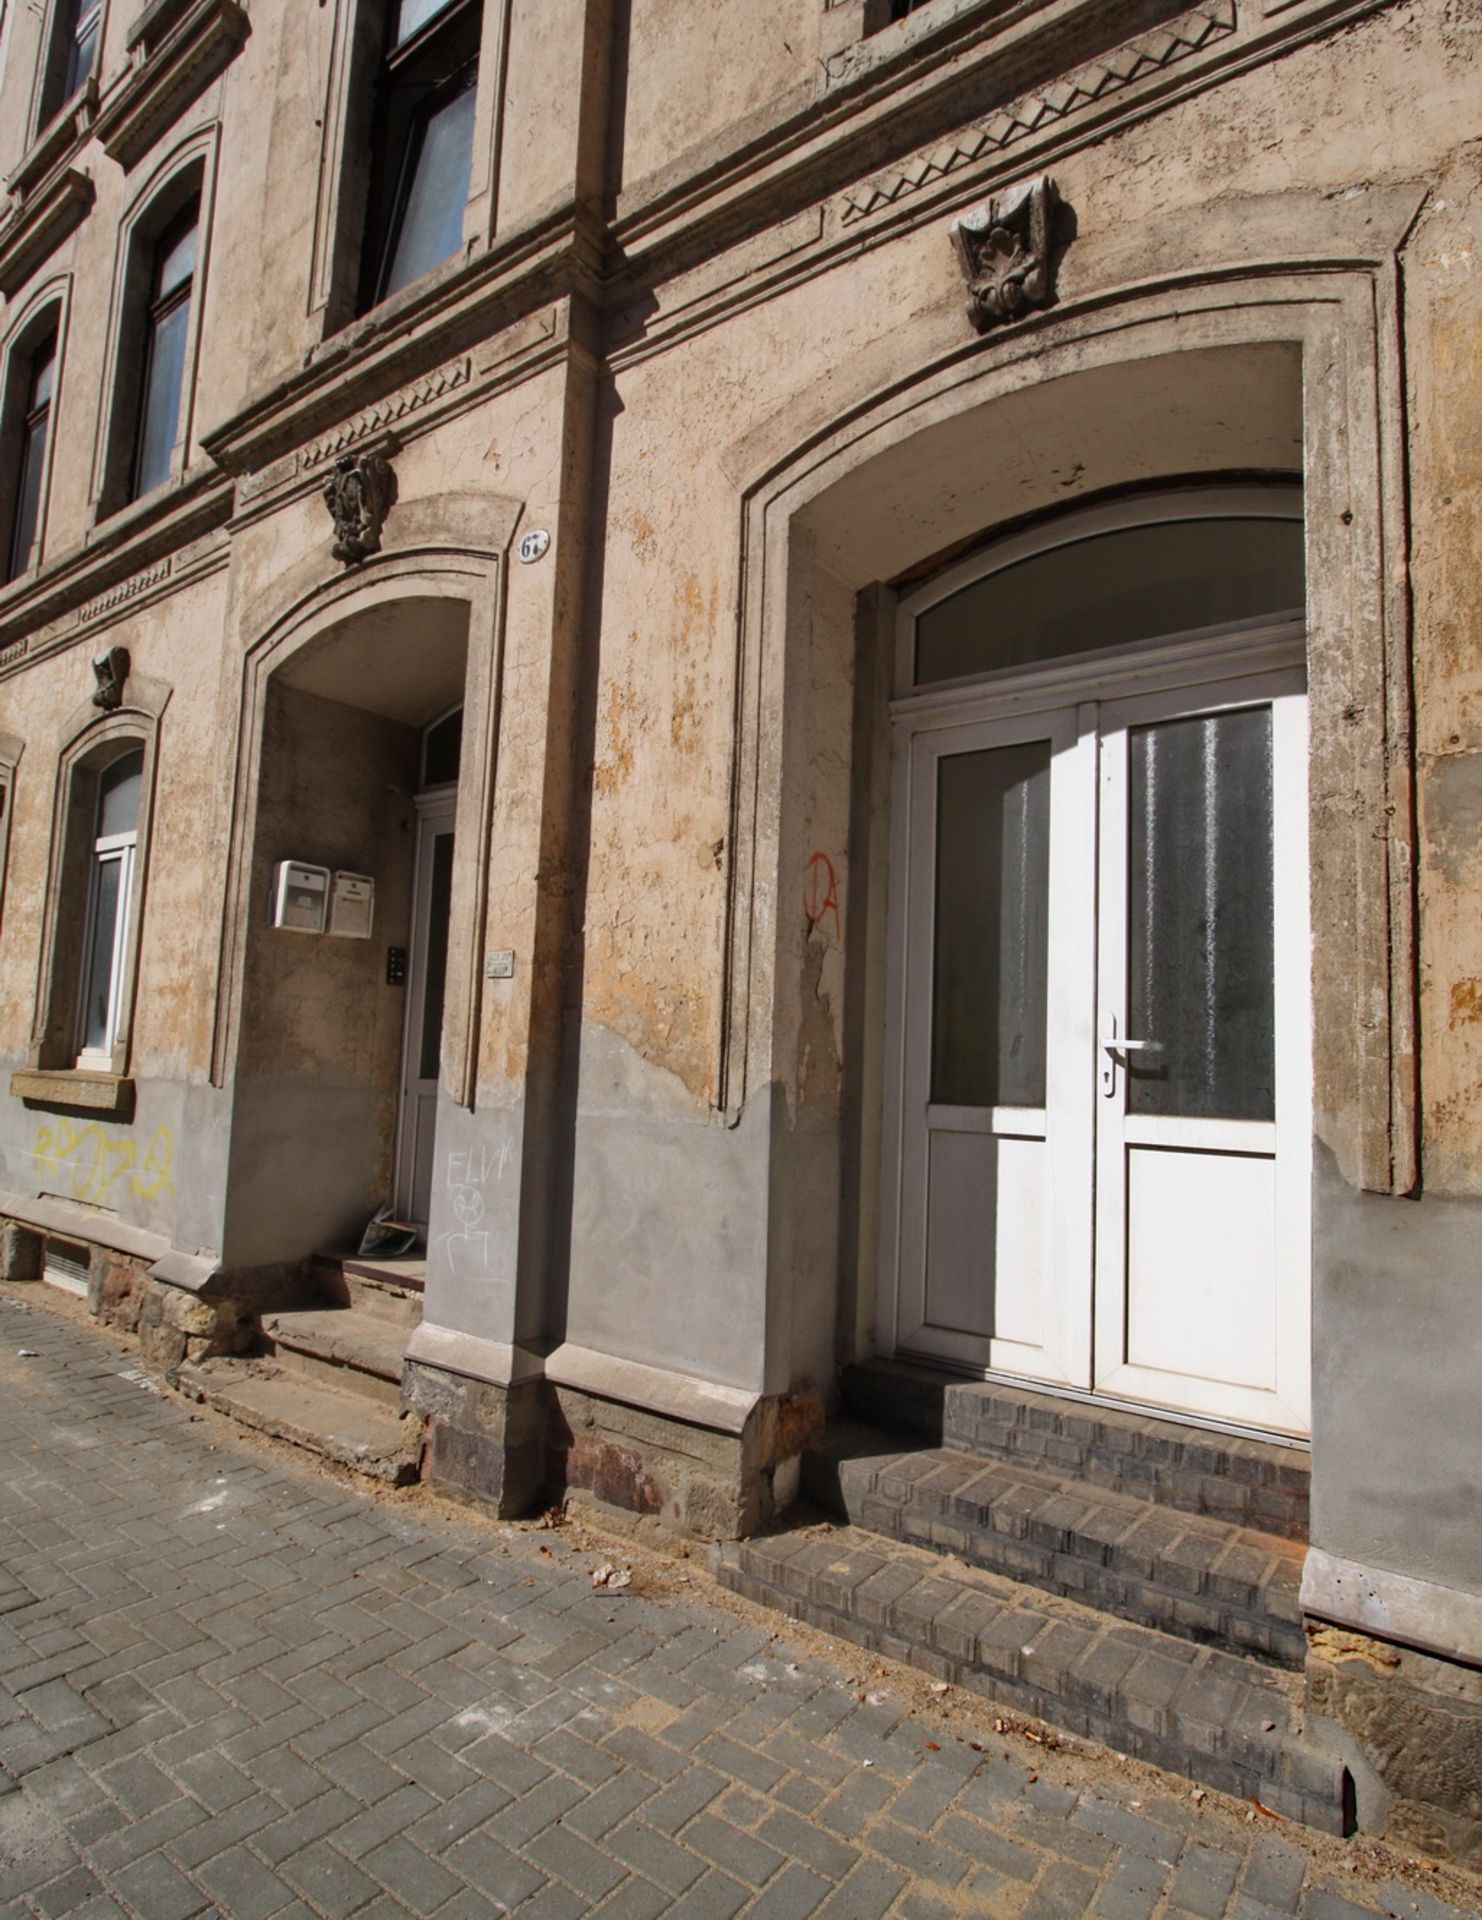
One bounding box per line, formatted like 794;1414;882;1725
177;1356;421;1483
715;1521;1349;1833
805;1429;1306;1667
177;1258;425;1483
260;1306;409;1408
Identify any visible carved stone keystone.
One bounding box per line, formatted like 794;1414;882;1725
91;645;131;711
950;176;1065;330
323;449;395;565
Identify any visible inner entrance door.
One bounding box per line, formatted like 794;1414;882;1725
395;796;455;1228
884;646;1311;1435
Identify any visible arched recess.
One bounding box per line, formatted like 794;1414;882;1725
211;541;514;1112
208;540;513;1268
718;266;1415;1395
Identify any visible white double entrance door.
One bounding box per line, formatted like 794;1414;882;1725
883;639;1311;1435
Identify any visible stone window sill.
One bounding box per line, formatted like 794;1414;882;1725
5;80;98;202
821;0;1003;82
10;1068;135;1118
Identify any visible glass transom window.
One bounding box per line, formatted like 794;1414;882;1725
914;510;1305;688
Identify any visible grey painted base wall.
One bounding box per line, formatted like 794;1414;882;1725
1311;1153;1482;1608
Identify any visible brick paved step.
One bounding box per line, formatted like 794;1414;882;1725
715;1522;1350;1834
260;1305;410;1407
843;1359;1310;1541
804;1430;1306;1668
177;1356;420;1482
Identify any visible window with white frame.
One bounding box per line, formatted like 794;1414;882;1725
75;747;141;1068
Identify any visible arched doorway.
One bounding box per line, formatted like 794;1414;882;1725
878;485;1312;1435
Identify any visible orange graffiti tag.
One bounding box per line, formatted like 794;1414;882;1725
804;851;841;942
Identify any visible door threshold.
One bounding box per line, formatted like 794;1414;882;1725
893;1351;1311;1451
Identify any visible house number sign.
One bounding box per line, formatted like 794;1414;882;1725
517;530;550;563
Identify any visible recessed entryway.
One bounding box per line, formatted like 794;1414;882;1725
879;488;1312;1437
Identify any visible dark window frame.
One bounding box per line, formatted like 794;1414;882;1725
130;199;198;501
36;0;103;130
2;318;60;584
358;0;481;315
95;152;209;521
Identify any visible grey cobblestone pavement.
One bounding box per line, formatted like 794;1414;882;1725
0;1292;1476;1920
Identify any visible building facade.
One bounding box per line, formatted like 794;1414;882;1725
0;0;1476;1858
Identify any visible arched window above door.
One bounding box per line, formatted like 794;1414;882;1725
908;486;1304;690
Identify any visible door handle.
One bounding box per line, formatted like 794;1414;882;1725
1100;1017;1156;1096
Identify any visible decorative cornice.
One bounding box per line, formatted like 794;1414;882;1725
841;0;1236;225
95;0;248;170
297;358;472;472
0;469;230;664
77;559;173;629
0;168;94;301
5;81;98;203
203;208;584;477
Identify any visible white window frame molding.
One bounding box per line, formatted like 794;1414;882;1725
22;668;169;1097
74;788;138;1070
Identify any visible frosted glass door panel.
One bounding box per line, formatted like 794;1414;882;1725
932;741;1050;1109
1128;707;1274;1121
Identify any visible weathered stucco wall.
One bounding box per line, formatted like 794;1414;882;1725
0;562;235;1255
0;0;1475;1792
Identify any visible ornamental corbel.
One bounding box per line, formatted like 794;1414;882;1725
950;176;1068;331
322;447;397;566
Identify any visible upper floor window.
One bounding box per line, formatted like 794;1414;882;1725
361;0;480;310
132;200;196;500
5;323;57;583
38;0;102;126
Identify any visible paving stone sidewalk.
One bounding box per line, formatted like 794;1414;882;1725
0;1294;1475;1920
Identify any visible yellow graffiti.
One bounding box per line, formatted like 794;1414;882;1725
33;1120;176;1206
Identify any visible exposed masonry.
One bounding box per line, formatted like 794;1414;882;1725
717;1525;1348;1833
840;0;1237;224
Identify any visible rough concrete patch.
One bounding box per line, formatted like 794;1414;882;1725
1421;749;1482;886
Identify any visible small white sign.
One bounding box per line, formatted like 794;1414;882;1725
270;861;329;933
329;871;375;939
517;529;550;564
485;949;515;980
